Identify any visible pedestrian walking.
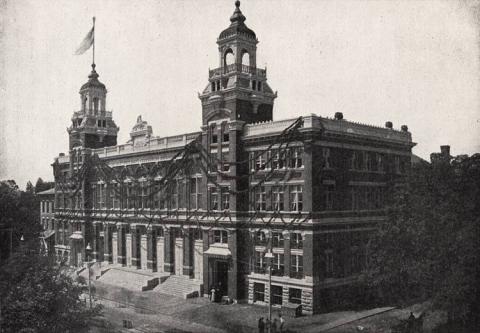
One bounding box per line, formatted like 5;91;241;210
210;286;216;302
272;318;278;333
258;317;265;333
279;313;285;333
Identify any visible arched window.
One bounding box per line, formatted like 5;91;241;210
241;51;250;67
224;49;234;68
82;97;87;111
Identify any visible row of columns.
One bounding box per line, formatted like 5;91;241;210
90;223;203;280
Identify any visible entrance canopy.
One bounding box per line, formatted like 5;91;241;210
204;245;231;258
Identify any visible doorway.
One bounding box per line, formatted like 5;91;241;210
214;260;229;297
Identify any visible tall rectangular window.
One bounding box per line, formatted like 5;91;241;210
209;187;218;211
111;183;120;209
255;153;266;171
221;186;230;210
140;181;149;209
254;251;266;274
272;232;284;248
289;288;302;304
272;253;284;276
255;186;266;211
272;186;284;211
189;178;201;210
255;231;267;246
289;147;303;168
289;185;303;212
213;230;228;244
291;233;303;249
323;147;331;169
271;285;283;305
126;182;135;209
253;283;265;302
291;254;304;279
325;185;335;210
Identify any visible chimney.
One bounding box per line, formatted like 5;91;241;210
401;125;408;132
334;112;343;120
440;145;450;157
385;121;393;129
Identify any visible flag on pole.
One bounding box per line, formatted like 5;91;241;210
75;26;94;55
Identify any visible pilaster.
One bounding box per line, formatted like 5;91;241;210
147;228;157;271
117;225;126;266
164;227;174;273
183;228;194;277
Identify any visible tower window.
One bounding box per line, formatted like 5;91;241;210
258;81;262;91
216;81;221;91
252;80;256;90
93;97;99;113
223;133;229;142
211;82;216;92
211;134;218;144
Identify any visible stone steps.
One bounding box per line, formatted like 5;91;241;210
154;275;203;299
97;266;163;291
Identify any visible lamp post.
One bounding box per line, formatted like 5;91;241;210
85;243;92;308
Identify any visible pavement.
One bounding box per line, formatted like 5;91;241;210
91;279;398;333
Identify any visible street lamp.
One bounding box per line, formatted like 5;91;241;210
85;243;92;308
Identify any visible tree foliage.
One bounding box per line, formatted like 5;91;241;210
366;154;480;323
0;248;101;333
0;180;41;259
34;177;54;194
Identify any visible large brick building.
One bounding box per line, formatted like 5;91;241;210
51;1;415;314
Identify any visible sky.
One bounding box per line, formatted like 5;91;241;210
1;0;479;189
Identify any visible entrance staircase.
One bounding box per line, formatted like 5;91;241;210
154;275;203;299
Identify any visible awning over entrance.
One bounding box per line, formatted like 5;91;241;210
204;245;232;258
70;231;83;240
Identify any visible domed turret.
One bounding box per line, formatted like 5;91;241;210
219;1;256;41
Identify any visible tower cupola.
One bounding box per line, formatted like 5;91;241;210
199;1;277;125
68;64;119;150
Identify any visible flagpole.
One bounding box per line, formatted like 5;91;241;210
92;17;96;66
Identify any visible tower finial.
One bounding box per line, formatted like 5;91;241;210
230;0;246;24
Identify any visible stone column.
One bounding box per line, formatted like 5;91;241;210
147;228;157;271
131;227;140;269
117;225;126;266
92;223;100;262
283;231;291;278
103;223;113;263
183;228;194;277
202;229;210;296
141;233;148;270
163;227;174;273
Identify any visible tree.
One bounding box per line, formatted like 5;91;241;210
34;177;55;194
0;180;41;260
366;154;480;325
0;247;102;332
25;181;34;194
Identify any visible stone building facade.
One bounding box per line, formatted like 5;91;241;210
38;188;56;255
51;1;415;314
